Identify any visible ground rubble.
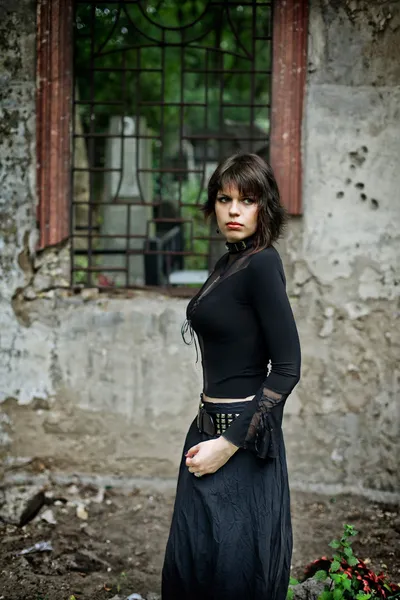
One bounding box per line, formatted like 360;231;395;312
0;472;398;600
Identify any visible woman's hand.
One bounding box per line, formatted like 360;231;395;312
185;437;239;477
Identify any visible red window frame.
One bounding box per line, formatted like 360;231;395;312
36;0;307;250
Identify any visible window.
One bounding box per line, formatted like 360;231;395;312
36;0;307;290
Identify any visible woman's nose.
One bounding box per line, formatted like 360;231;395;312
229;200;241;216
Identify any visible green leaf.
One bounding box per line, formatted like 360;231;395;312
330;560;341;573
347;555;359;566
286;589;294;600
342;577;352;591
333;589;343;600
343;547;353;557
289;577;299;586
314;570;328;581
329;540;341;549
318;591;333;600
332;554;342;563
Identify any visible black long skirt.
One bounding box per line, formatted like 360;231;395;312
161;401;293;600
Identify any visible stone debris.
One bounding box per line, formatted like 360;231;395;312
0;484;45;526
40;508;57;525
76;503;89;520
291;578;325;600
91;487;105;503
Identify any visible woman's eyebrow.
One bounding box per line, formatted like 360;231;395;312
217;192;255;199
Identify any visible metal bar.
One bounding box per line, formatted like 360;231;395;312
72;200;162;207
72;251;209;258
87;3;96;286
122;49;130;287
73;133;161;139
135;101;269;108
74;100;124;105
182;135;267;141
135;47;146;204
72;233;221;241
75;0;271;4
184;68;271;74
178;28;185;211
70;0;76;284
250;0;256;153
159;26;166;210
76;67;162;73
73;167;122;172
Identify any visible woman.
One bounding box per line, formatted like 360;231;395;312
162;153;301;600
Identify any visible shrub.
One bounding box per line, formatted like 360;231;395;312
300;524;400;600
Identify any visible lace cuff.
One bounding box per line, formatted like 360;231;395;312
244;389;285;459
222;388;286;460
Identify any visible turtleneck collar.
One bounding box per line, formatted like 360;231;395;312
225;234;256;254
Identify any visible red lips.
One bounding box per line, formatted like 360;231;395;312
226;222;243;228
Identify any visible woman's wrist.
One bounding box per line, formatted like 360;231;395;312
218;435;239;456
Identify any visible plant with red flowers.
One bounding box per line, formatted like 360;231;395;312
300;524;400;600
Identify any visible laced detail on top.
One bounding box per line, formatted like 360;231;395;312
181;244;256;362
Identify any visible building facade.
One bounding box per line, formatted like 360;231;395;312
0;0;399;498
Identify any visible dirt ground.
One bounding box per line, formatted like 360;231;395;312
0;479;399;600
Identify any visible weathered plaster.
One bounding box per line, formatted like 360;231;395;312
0;0;399;497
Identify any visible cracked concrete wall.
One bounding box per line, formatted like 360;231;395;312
0;0;399;497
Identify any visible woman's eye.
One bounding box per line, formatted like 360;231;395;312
242;197;255;205
217;196;228;203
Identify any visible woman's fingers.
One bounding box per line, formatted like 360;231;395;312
186;456;200;468
185;444;200;458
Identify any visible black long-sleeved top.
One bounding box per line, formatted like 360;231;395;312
185;241;301;459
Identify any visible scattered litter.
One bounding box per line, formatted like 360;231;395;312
125;594;144;600
41;509;57;525
76;504;88;520
18;541;53;555
133;504;142;512
92;488;105;503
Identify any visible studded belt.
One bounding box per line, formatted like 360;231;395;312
196;400;241;436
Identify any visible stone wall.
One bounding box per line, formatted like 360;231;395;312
0;0;399;498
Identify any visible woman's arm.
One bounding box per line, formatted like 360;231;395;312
221;247;301;458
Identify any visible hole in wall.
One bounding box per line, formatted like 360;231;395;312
336;191;344;198
371;198;379;209
360;194;367;201
355;182;365;189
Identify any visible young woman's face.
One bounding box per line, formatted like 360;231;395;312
215;184;259;242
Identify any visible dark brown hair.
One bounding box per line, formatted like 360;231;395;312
202;153;287;249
